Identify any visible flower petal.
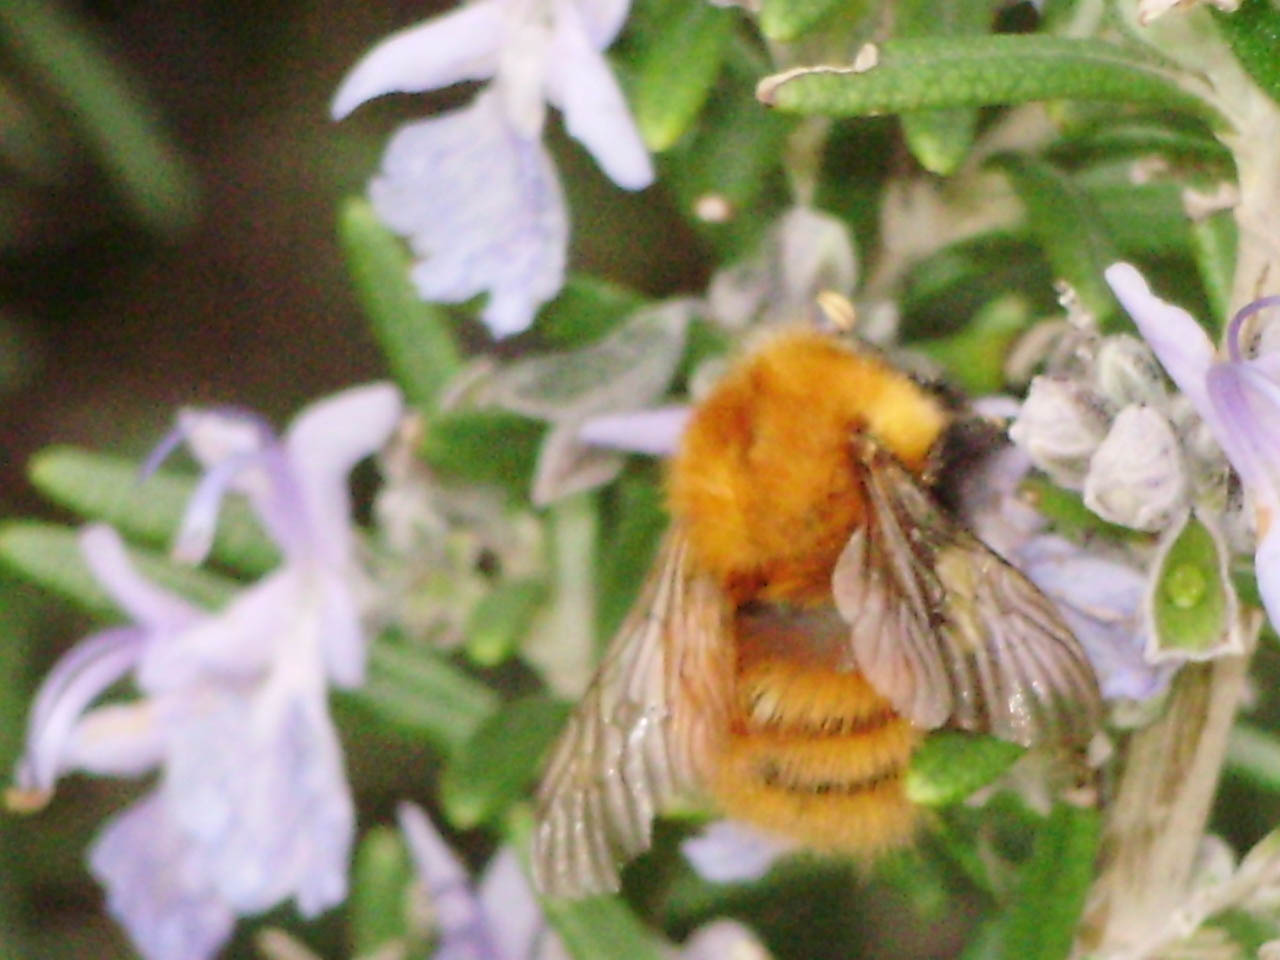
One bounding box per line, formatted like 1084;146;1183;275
330;2;505;120
478;847;568;960
90;794;236;960
65;702;165;778
1019;535;1172;701
136;572;289;691
1083;405;1188;532
1255;517;1280;633
1105;262;1217;418
398;802;497;957
578;406;691;455
317;570;365;688
81;525;200;629
1206;361;1280;497
544;3;653;190
163;688;354;916
283;381;402;566
681;820;789;885
370;93;568;338
571;0;632;47
10;626;146;801
682;920;773;960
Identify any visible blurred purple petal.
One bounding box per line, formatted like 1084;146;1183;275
90;795;236;960
1105;262;1216;415
478;847;568;960
398;802;499;960
574;0;632;46
65;702;165;779
681;820;789;885
164;689;354;916
330;2;505;119
371;93;567;338
82;525;199;629
136;573;287;691
681;920;772;960
579;406;691;456
10;626;145;800
545;5;652;190
1020;535;1173;701
284;382;402;564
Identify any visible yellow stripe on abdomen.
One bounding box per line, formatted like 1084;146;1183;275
709;660;920;856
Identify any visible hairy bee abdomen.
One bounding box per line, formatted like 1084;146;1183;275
709;657;920;856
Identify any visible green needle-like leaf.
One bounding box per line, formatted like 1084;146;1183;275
631;5;732;151
348;639;498;758
1227;722;1280;793
440;695;570;829
349;827;414;958
908;731;1025;806
421;409;544;500
339;197;463;410
1000;804;1100;960
0;521;236;615
758;36;1216;122
29;446;279;577
897;0;991;175
989;153;1120;325
760;0;850;42
0;0;198;234
1214;0;1280;107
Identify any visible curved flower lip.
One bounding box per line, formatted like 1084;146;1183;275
330;3;504;120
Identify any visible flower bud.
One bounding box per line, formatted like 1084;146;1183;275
1009;376;1112;489
1083;405;1188;531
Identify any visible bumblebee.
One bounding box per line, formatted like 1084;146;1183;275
533;328;1102;897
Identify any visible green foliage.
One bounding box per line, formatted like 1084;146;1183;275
420;409;545;499
989;153;1120;325
1213;0;1280;106
630;5;733;150
907;731;1026;807
998;804;1100;960
465;577;548;667
349;827;415;957
338;197;463;409
0;0;198;233
350;638;499;758
29;446;278;576
440;695;570;829
758;36;1217;121
1149;512;1234;660
0;520;236;615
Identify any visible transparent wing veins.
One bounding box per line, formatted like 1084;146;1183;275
532;532;730;898
833;443;1102;747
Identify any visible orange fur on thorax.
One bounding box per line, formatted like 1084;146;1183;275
668;329;948;603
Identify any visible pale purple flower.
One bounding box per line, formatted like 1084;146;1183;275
397;803;771;960
10;383;402;960
680;820;791;886
332;0;653;338
960;438;1172;702
1106;262;1280;630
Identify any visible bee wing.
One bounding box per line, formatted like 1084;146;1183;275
833;445;1102;747
533;531;732;898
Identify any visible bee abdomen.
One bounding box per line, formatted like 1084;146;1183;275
708;660;921;856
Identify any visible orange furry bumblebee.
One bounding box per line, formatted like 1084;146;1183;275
532;328;1102;898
